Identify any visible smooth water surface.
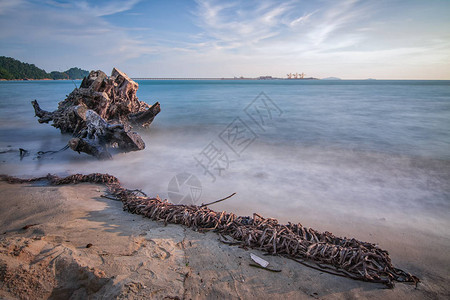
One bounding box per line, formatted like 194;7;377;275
1;79;449;238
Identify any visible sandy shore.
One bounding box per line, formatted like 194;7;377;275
0;181;448;299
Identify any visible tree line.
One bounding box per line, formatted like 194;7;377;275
0;56;89;80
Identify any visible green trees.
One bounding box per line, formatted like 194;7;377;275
65;67;89;79
0;56;49;79
0;56;89;80
50;71;69;80
0;66;14;79
50;68;89;80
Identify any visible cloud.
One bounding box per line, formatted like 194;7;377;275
0;0;154;71
193;0;296;50
75;0;142;17
0;0;25;15
191;0;370;56
0;0;449;79
289;11;316;27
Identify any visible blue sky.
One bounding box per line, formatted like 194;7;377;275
0;0;449;79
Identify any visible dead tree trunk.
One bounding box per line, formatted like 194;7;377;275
31;68;160;159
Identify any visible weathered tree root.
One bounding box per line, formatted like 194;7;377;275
31;68;160;159
0;173;420;288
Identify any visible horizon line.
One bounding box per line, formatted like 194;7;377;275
130;77;450;81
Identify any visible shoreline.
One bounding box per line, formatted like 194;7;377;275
0;179;448;299
0;78;83;81
2;78;450;82
0;77;319;81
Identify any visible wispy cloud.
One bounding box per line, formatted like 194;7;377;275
75;0;141;17
0;0;154;70
192;0;369;55
289;11;317;27
307;0;372;47
0;0;25;15
193;0;296;49
0;0;449;78
183;0;449;78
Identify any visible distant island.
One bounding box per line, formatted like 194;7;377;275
0;56;88;80
321;77;342;80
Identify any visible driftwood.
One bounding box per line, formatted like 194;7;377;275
31;68;160;159
0;173;420;288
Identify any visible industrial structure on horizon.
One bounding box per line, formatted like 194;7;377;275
287;72;305;79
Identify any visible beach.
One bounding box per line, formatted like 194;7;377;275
0;180;448;299
0;79;449;299
1;0;450;298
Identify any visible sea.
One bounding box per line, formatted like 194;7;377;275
0;79;449;238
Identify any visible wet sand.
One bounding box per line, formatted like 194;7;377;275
0;182;448;299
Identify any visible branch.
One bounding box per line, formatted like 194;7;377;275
200;192;236;207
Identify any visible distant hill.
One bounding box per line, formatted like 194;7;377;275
0;56;49;80
0;56;89;80
49;68;89;80
321;77;342;80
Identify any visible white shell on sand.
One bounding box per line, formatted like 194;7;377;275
250;253;269;268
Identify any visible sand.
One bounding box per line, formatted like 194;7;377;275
0;181;449;299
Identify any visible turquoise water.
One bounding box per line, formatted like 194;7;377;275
0;80;449;236
137;80;450;159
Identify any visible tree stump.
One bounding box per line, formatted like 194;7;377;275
31;68;160;159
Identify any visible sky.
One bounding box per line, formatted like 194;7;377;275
0;0;449;79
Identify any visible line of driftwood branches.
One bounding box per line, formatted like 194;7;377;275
0;173;419;288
